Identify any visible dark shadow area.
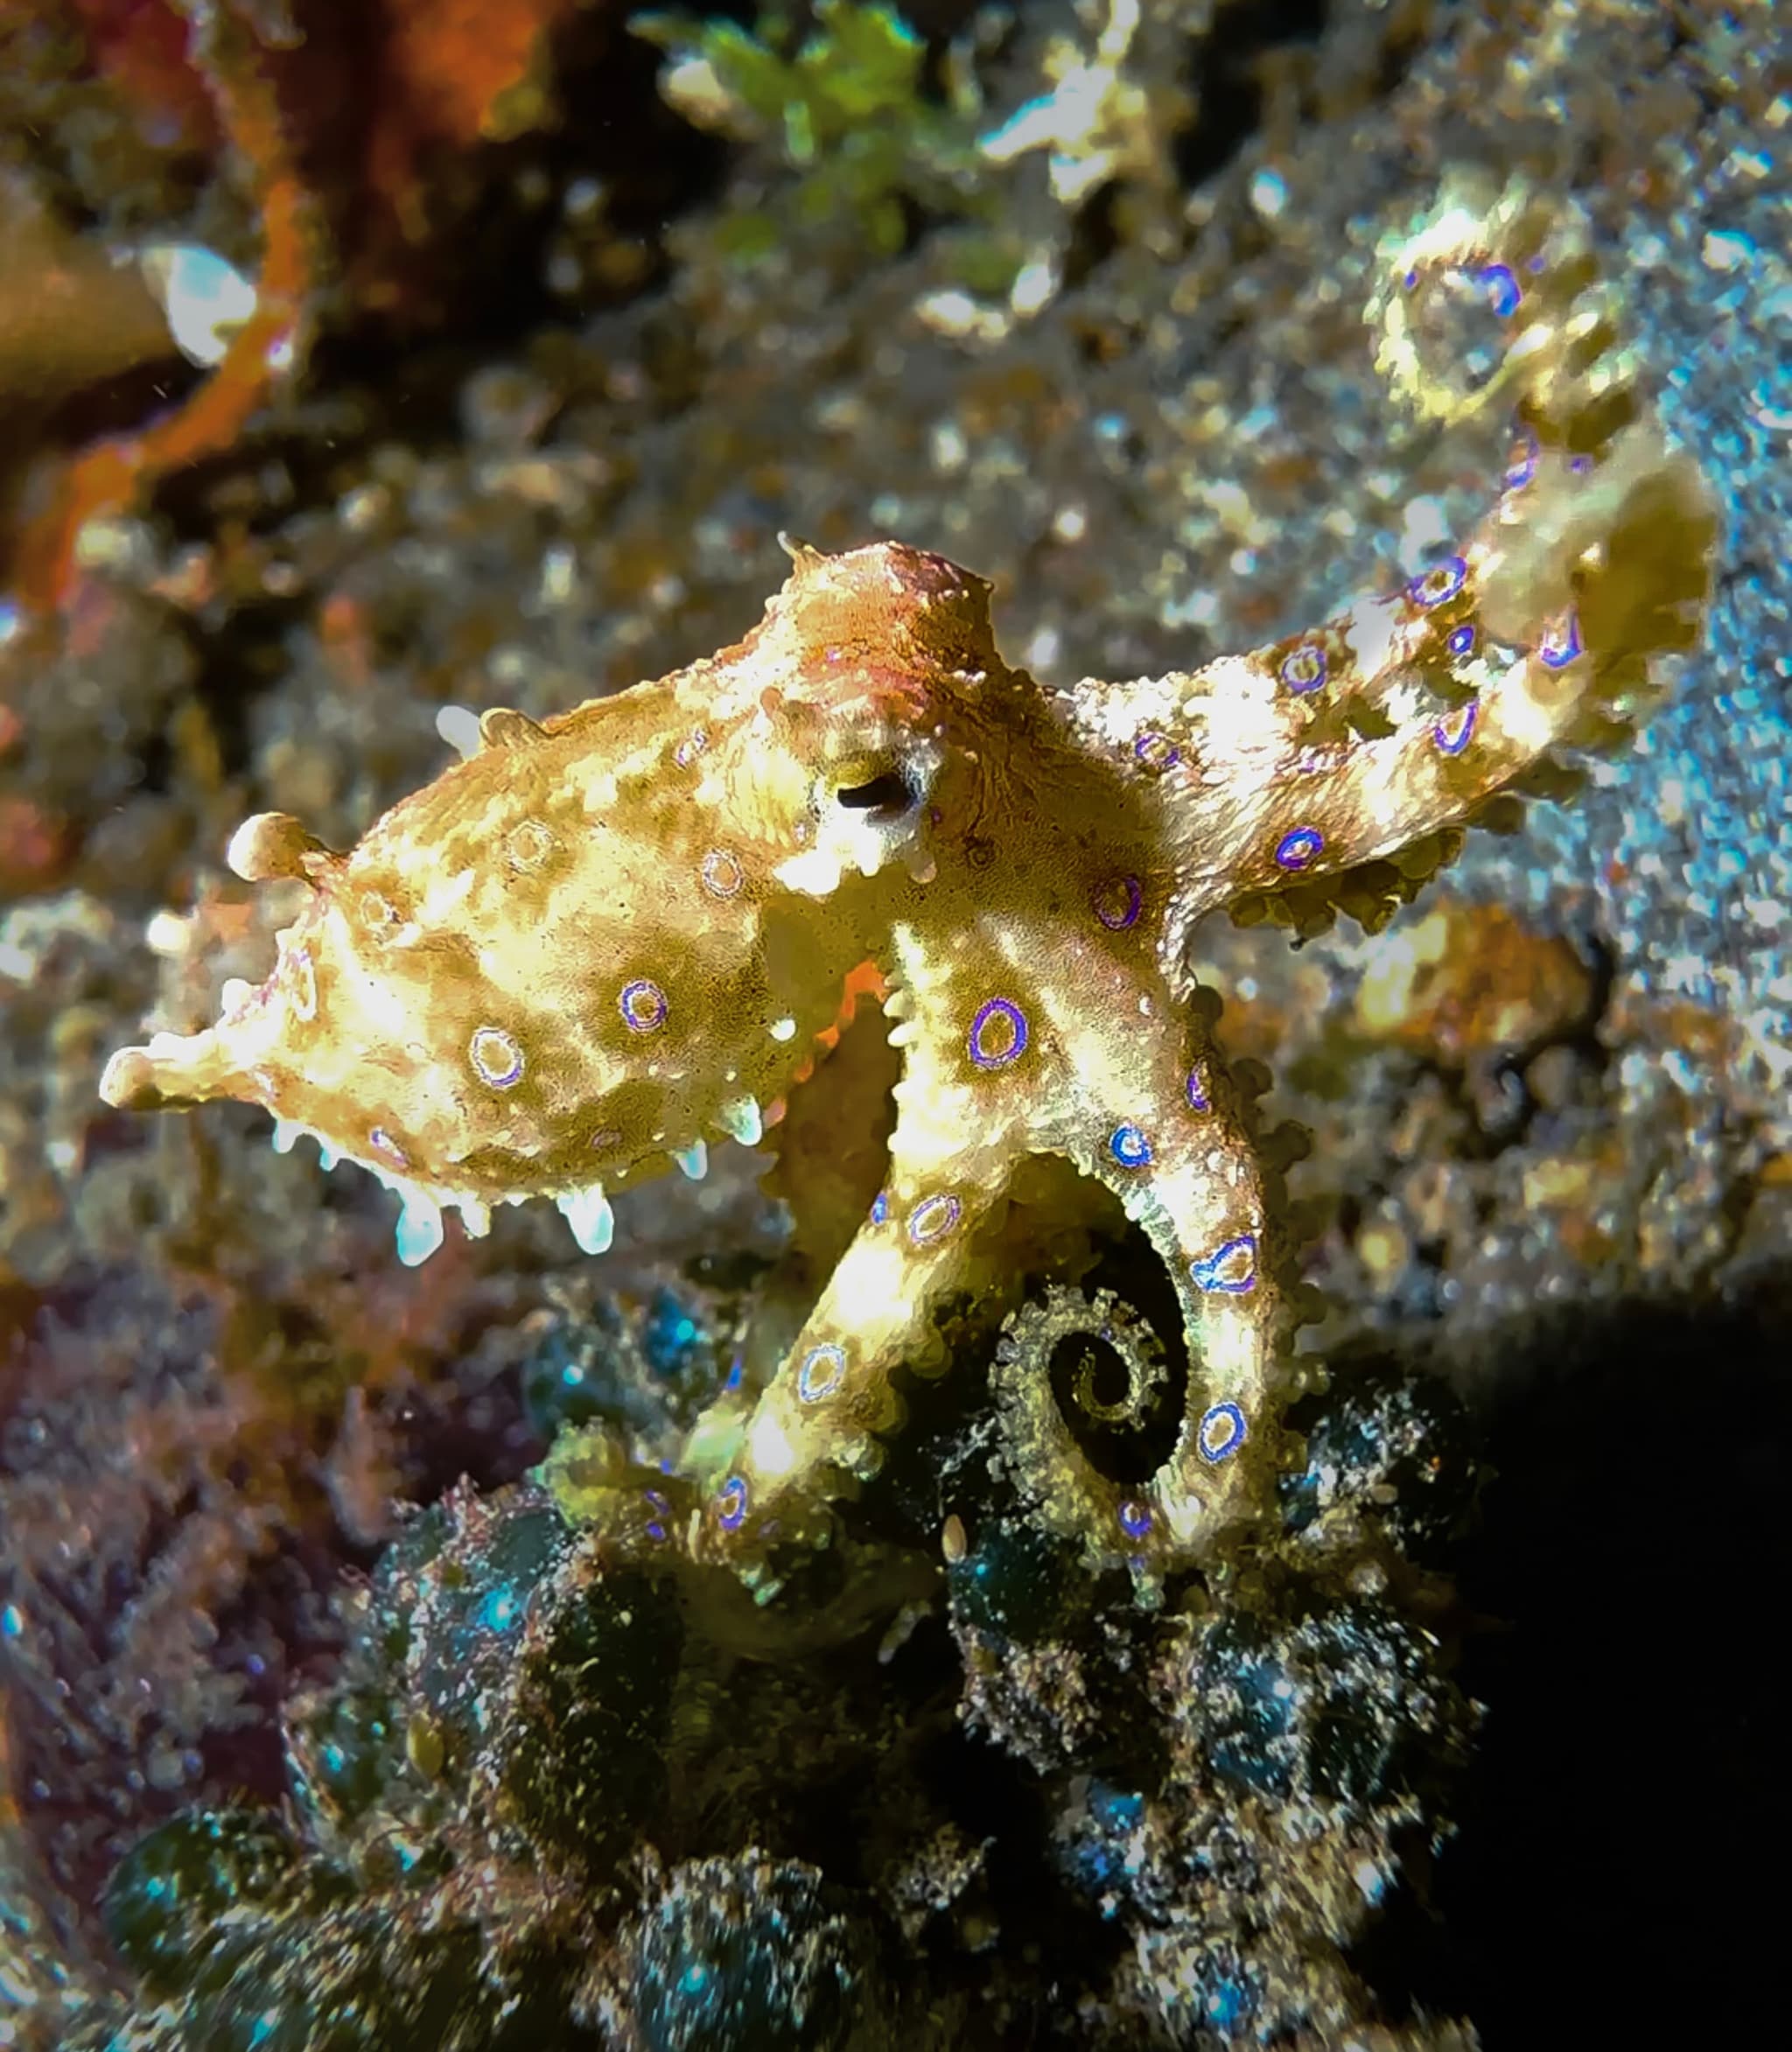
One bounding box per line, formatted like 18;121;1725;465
1175;0;1330;191
1404;1270;1792;2044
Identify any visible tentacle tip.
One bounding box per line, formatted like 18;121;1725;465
98;1045;163;1110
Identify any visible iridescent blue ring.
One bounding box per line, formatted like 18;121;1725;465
620;978;668;1033
700;849;744;899
1432;702;1478;757
717;1475;749;1531
1538;612;1584;669
969;997;1029;1069
1094;874;1144;931
1186;1067;1211;1112
1110;1124;1153;1168
469;1025;525;1089
1133;731;1181;773
1197;1400;1248;1464
797;1343;846;1404
1446;623;1477;657
1279;644;1327;695
1274;825;1324;872
908;1194;962;1246
1192;1234;1258;1296
1408;556;1468;609
1118;1499;1152;1540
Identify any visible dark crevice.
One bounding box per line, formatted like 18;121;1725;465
1175;0;1330;193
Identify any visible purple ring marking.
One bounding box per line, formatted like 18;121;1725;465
1538;611;1584;669
700;849;744;899
1133;731;1181;773
1192;1234;1258;1297
969;997;1029;1070
870;1191;890;1226
620;977;668;1033
1185;1066;1211;1113
1432;701;1479;757
1110;1124;1153;1168
1446;622;1477;657
1197;1400;1249;1464
1408;555;1468;609
908;1194;962;1247
369;1127;409;1168
1274;825;1324;872
469;1025;525;1089
1279;643;1327;695
1118;1499;1152;1540
797;1343;846;1404
717;1475;749;1531
1094;874;1144;931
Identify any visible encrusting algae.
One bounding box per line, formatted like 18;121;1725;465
100;177;1714;1596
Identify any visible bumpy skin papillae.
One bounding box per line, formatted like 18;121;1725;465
101;181;1712;1586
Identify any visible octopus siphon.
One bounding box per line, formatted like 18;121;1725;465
101;179;1713;1593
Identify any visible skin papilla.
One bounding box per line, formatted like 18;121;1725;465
98;179;1713;1593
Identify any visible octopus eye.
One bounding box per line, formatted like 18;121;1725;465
834;768;915;822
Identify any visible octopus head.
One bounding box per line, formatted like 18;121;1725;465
97;541;1009;1262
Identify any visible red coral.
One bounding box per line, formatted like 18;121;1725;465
10;0;597;613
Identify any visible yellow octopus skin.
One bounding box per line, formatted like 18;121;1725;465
100;181;1712;1586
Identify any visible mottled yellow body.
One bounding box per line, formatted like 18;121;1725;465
102;181;1712;1586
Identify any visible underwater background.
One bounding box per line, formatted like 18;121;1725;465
1;2;1787;2046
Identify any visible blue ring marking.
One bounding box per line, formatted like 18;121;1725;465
797;1343;846;1404
1446;622;1477;657
717;1476;749;1532
700;849;744;899
1197;1400;1249;1464
1279;643;1327;695
1538;611;1584;669
1094;874;1144;931
969;997;1029;1069
908;1194;962;1246
1133;731;1181;772
1274;825;1324;872
1191;1234;1258;1296
620;977;668;1033
1407;555;1468;609
469;1026;525;1088
1432;701;1479;756
1118;1498;1152;1540
1186;1067;1211;1112
870;1191;890;1225
1109;1123;1153;1168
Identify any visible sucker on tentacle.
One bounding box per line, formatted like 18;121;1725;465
100;179;1713;1593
